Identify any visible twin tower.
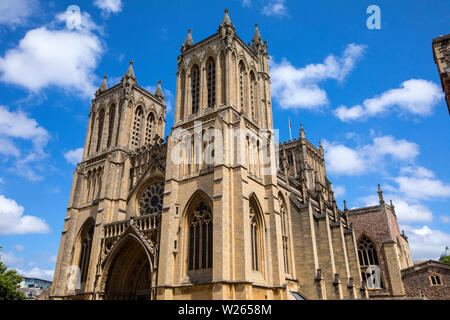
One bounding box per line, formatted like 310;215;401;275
50;10;369;300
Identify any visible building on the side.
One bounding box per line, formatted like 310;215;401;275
432;34;450;114
18;277;52;300
49;9;447;300
347;185;414;298
402;260;450;300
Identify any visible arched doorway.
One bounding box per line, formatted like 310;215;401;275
103;235;154;300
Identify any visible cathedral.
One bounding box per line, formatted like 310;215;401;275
50;9;428;300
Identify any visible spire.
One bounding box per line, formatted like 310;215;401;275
125;60;136;80
181;28;194;52
252;24;263;47
221;8;232;26
343;200;348;211
377;184;385;204
154;80;165;101
99;75;108;91
218;9;235;50
95;75;108;96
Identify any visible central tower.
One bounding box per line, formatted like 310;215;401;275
157;10;288;299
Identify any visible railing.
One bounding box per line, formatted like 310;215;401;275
102;214;160;239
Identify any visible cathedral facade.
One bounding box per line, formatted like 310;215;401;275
50;10;414;300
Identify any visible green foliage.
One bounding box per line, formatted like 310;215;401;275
0;246;25;300
441;255;450;264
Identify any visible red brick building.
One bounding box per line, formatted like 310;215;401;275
402;260;450;300
348;185;413;298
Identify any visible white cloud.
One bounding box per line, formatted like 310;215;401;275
0;194;51;235
334;79;443;121
14;244;25;252
242;0;251;7
358;194;433;224
0;105;50;181
323;134;418;176
440;216;450;224
270;44;366;110
333;185;346;198
0;0;38;28
0;250;24;267
401;225;450;260
394;175;450;201
94;0;123;16
262;0;288;17
17;267;54;281
0;10;104;97
64;148;83;165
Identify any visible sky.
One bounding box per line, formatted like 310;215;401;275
0;0;449;281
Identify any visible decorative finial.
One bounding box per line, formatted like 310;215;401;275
104;75;107;79
225;8;228;13
377;184;384;204
130;60;133;65
154;80;165;101
344;200;348;211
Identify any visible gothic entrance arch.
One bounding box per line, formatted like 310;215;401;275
102;234;155;300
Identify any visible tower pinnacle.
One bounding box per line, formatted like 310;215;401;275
181;28;194;52
154;80;165;101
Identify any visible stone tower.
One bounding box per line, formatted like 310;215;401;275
50;62;167;300
157;9;288;299
432;34;450;115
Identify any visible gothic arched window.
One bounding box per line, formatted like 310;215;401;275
279;195;290;275
96;109;105;152
180;69;186;120
78;222;94;289
131;107;144;147
219;51;226;104
249;197;262;272
358;236;382;288
191;65;200;114
145;113;155;145
138;181;164;215
239;61;246;112
188;201;213;271
250;71;256;121
207;58;216;108
107;104;115;148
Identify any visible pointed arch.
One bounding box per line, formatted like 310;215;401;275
131;106;144;148
249;70;257;122
249;193;264;272
239;60;247;113
107;103;116;148
76;217;95;290
278;192;291;275
96;108;105;152
357;234;383;289
180;69;186;121
183;190;213;271
191;64;200;114
145;112;156;145
100;228;155;300
219;51;226;104
206;57;216;108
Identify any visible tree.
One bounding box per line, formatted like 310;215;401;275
441;255;450;264
0;247;25;300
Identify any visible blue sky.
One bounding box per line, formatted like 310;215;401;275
0;0;449;281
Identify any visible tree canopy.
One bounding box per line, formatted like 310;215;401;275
0;247;25;300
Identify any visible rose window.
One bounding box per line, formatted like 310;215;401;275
139;182;164;215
